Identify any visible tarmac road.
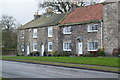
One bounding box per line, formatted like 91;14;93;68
1;60;119;78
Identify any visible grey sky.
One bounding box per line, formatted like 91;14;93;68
0;0;118;25
0;0;45;25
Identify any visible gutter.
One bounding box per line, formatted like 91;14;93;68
100;19;103;49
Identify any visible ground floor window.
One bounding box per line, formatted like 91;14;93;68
21;43;24;51
87;41;98;51
33;42;37;51
48;42;53;51
63;41;71;51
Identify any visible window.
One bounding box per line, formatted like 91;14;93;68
33;29;37;38
87;41;98;51
48;27;53;37
63;41;71;51
48;42;53;51
33;42;37;51
87;24;99;32
63;26;71;34
21;43;24;51
21;30;24;39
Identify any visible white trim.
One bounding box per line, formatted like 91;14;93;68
33;29;37;38
48;27;53;37
63;41;71;51
48;42;53;51
87;41;98;51
87;24;99;32
33;42;37;51
63;26;71;34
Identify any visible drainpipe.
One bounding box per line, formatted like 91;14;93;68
100;19;103;49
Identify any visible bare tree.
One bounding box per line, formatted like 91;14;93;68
0;14;16;30
39;0;87;13
0;14;17;55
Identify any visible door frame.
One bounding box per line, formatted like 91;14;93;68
27;45;30;55
78;41;83;55
41;44;44;56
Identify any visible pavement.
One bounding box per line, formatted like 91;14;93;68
1;60;119;78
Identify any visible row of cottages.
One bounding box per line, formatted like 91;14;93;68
17;2;120;56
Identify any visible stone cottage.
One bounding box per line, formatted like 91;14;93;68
17;2;119;56
60;2;119;55
17;12;67;56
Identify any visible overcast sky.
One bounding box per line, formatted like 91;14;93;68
0;0;45;25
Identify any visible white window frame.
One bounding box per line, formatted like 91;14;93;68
33;42;37;51
21;30;24;39
33;29;37;38
87;24;99;32
63;41;71;51
48;42;53;51
21;43;24;51
63;26;71;34
87;41;98;51
48;27;53;37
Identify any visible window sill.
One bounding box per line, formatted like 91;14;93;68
63;49;71;51
63;33;71;35
88;50;98;51
33;50;37;51
48;50;52;52
88;30;98;33
33;37;37;38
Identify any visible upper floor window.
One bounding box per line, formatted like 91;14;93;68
87;24;99;32
48;42;53;51
33;29;37;38
63;26;71;34
63;41;71;51
33;42;37;51
48;27;53;37
21;30;24;39
87;41;98;51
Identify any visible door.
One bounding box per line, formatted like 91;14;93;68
27;45;30;55
78;42;82;55
41;44;44;56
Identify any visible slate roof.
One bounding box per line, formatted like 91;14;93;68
18;13;67;30
60;4;103;25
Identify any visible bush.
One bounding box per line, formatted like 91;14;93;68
16;54;24;56
60;51;72;56
47;53;52;56
43;51;47;56
29;51;40;56
52;50;57;56
96;48;106;56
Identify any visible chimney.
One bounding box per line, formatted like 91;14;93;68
34;12;41;20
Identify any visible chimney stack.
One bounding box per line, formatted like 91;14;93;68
34;11;41;20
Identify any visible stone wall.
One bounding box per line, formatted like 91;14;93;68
103;2;119;54
60;22;101;55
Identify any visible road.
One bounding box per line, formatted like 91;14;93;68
1;60;118;78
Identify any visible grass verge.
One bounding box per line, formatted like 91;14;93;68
2;56;119;67
2;56;119;73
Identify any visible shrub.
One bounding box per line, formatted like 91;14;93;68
16;54;24;56
61;51;72;56
52;50;57;56
96;48;106;56
29;51;40;56
43;51;47;56
47;53;52;56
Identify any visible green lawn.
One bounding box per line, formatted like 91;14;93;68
2;56;119;67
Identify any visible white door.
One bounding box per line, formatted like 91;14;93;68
78;42;82;54
41;44;44;56
27;45;30;55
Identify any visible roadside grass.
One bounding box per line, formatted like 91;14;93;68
2;57;119;72
2;56;119;67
